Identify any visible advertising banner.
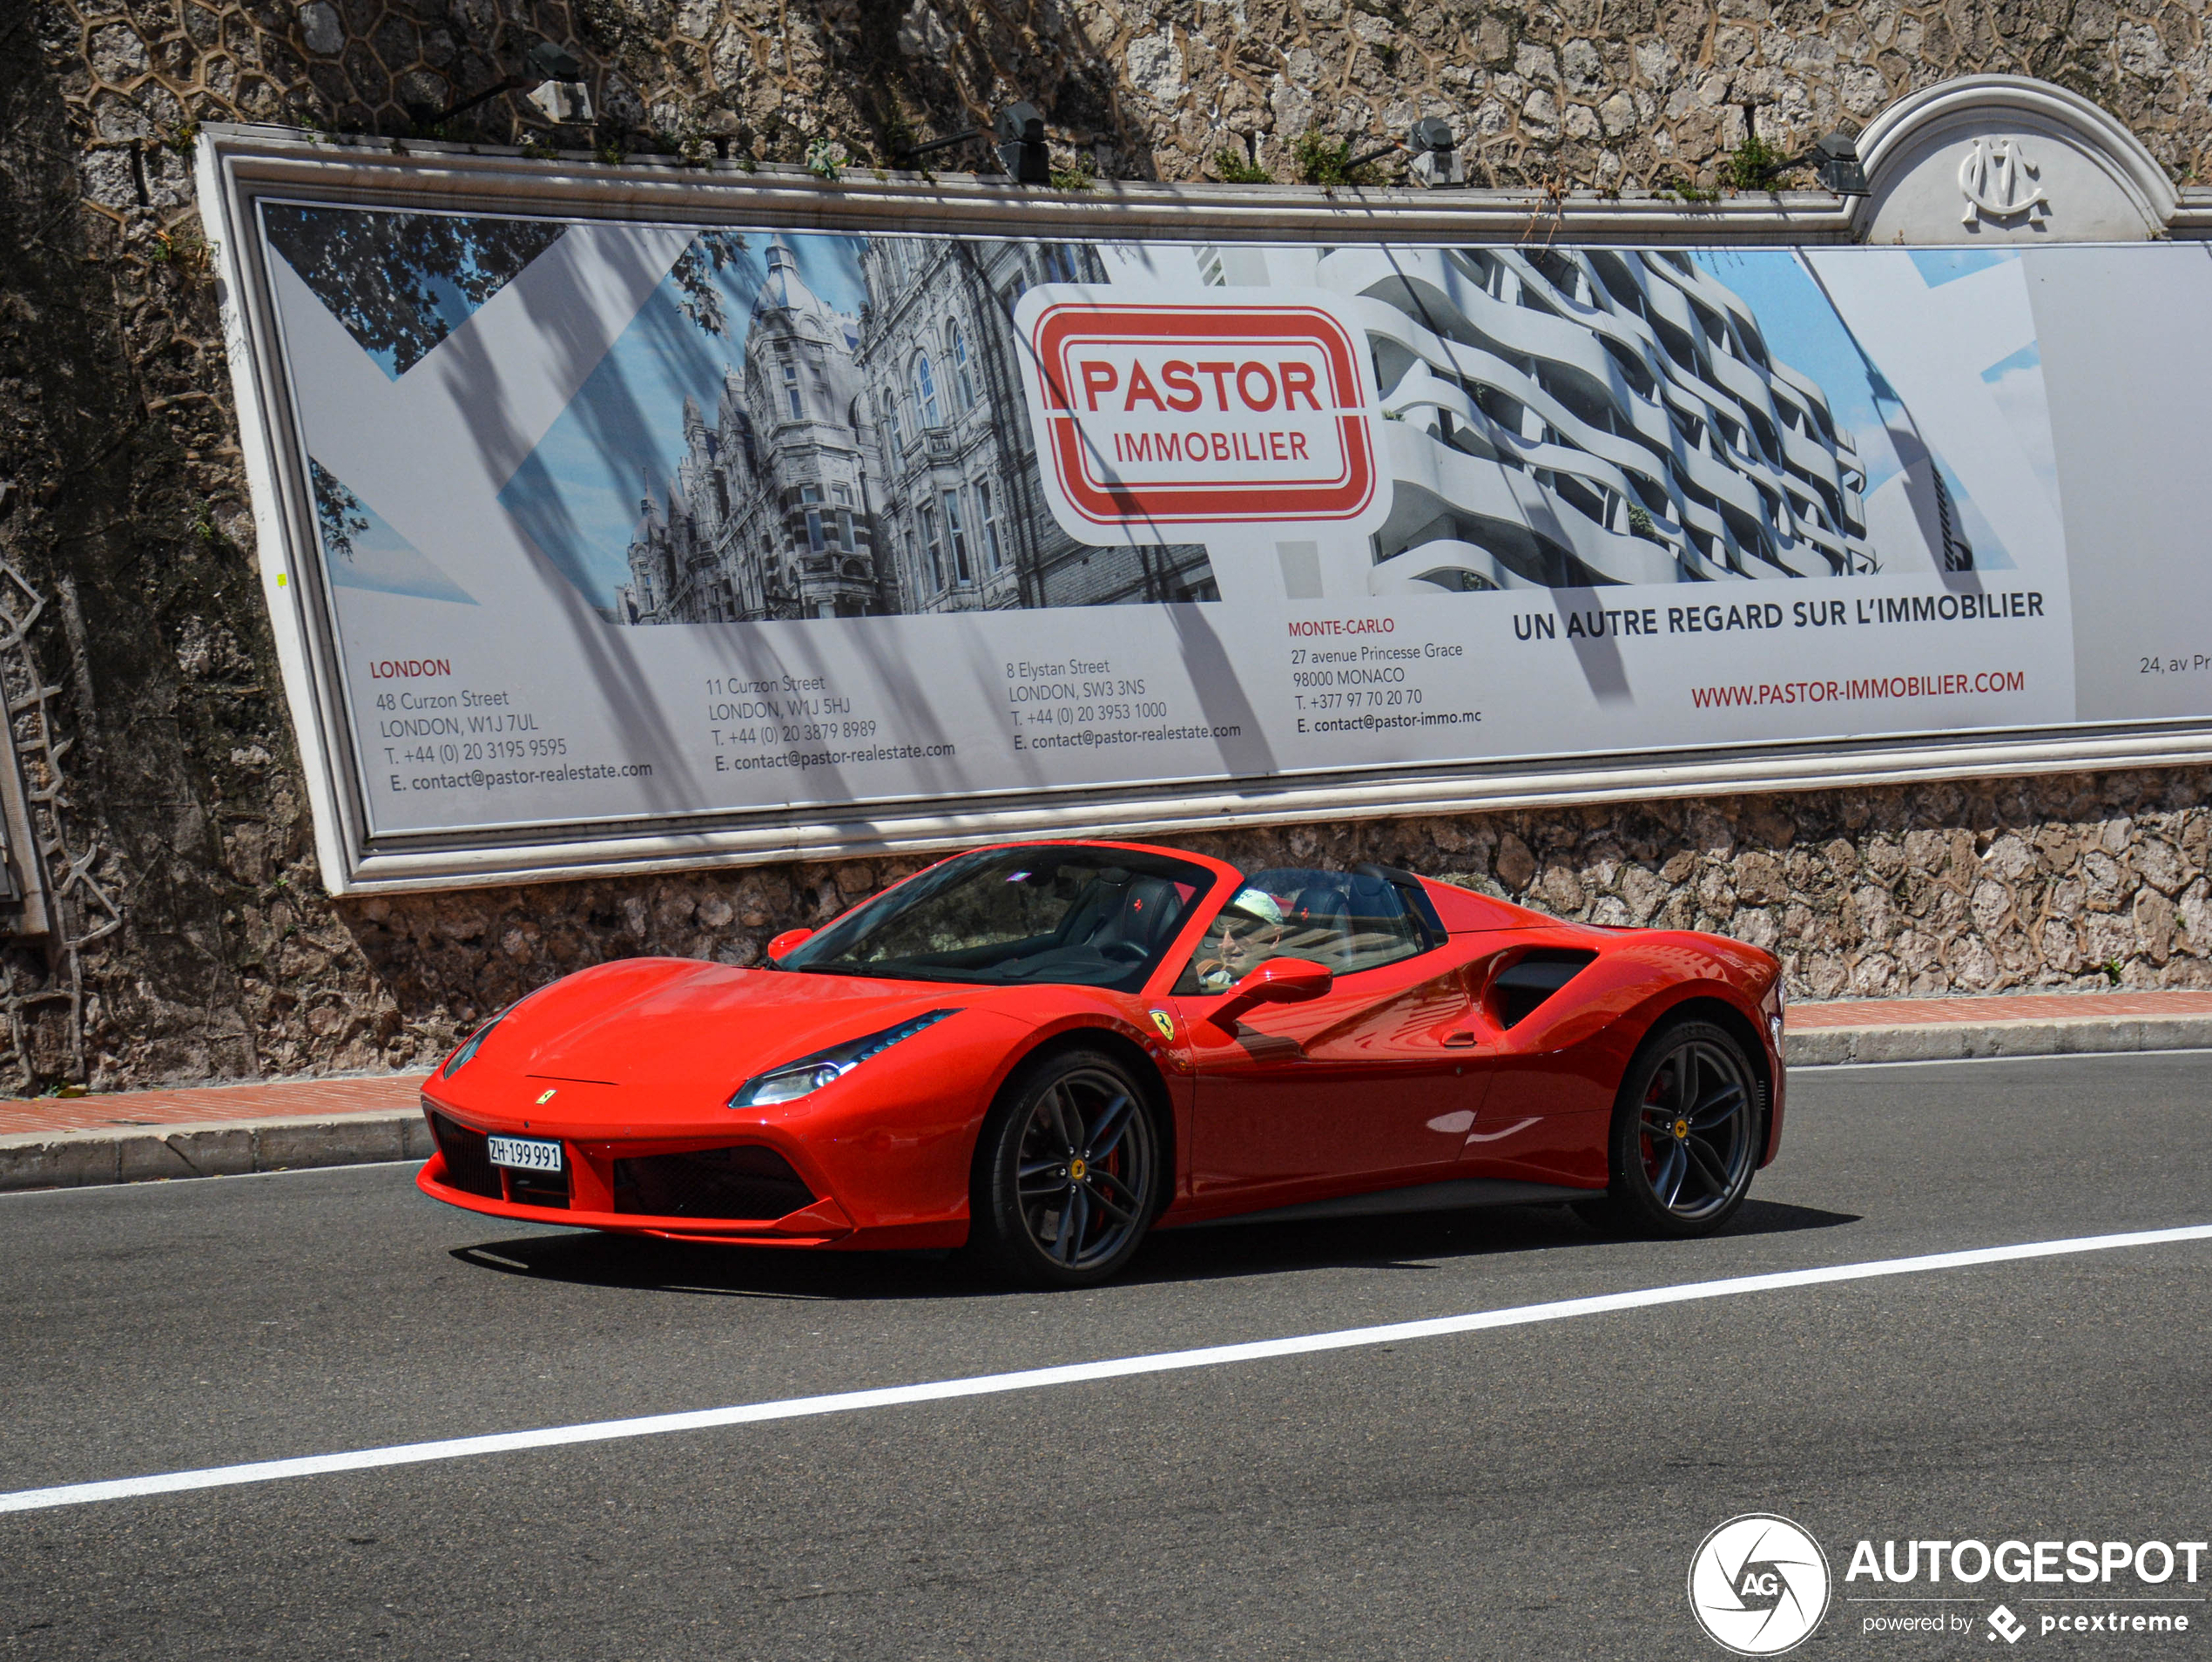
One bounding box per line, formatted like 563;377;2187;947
212;157;2212;888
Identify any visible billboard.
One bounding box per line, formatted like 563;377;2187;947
200;140;2212;891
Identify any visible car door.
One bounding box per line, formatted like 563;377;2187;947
1448;942;1621;1190
1164;869;1492;1206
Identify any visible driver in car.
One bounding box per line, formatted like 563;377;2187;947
1190;887;1288;994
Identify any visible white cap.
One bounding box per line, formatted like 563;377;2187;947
1226;887;1285;927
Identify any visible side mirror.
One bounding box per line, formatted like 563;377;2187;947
765;928;814;963
1211;956;1333;1026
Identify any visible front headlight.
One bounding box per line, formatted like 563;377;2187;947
729;1009;959;1108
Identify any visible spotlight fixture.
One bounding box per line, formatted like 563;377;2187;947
1810;131;1869;195
892;103;1051;185
1406;115;1462;186
1744;129;1868;196
1343;118;1460;185
994;102;1051;185
524;42;593;125
434;38;592;127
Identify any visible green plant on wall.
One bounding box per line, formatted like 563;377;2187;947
1049;153;1097;191
1291;129;1384;187
1657;173;1723;204
1215;145;1271;184
1724;132;1789;192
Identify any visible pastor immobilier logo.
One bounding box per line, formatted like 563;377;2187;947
1015;291;1382;530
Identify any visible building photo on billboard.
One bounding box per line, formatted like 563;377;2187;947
272;206;1221;628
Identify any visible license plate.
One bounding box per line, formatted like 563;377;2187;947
486;1134;563;1172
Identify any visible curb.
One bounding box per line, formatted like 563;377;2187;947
0;1112;432;1195
4;1017;2209;1196
1784;1014;2212;1067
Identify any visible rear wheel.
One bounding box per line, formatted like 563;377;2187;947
1580;1018;1760;1238
968;1050;1163;1287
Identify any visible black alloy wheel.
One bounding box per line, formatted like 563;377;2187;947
1584;1018;1761;1238
970;1050;1162;1287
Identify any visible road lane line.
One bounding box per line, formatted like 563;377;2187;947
5;1221;2208;1515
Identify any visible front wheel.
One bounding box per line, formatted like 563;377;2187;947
1581;1018;1761;1239
968;1050;1163;1287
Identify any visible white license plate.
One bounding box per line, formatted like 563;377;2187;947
486;1134;563;1172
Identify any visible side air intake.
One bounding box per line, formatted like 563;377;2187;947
1490;950;1599;1029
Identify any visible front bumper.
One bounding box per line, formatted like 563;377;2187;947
416;1106;865;1246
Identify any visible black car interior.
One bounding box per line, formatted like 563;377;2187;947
781;851;1214;991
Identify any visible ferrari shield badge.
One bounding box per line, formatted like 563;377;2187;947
1148;1010;1176;1043
535;1088;558;1105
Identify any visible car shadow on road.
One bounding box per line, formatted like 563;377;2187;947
448;1198;1860;1301
1124;1197;1862;1287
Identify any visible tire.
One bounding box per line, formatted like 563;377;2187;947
968;1048;1163;1287
1581;1017;1762;1239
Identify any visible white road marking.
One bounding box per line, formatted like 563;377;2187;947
3;1222;2207;1515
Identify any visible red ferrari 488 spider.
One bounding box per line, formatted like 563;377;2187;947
419;841;1785;1285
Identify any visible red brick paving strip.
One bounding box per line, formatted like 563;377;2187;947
0;1072;428;1138
5;987;2212;1141
1784;990;2212;1029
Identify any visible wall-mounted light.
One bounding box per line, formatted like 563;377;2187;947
1343;118;1461;186
1745;128;1868;195
1406;116;1462;187
892;103;1051;185
523;42;593;125
1811;132;1868;195
994;103;1051;185
434;39;592;127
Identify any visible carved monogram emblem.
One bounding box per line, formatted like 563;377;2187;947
1958;137;2049;225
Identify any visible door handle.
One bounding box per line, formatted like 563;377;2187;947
1443;1030;1479;1048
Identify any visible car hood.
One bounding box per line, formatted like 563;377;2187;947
474;957;979;1095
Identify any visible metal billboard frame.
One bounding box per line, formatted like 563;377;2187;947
196;121;2212;895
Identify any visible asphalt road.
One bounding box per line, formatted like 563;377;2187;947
3;1051;2209;1660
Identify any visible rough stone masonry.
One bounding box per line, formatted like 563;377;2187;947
0;0;2208;1090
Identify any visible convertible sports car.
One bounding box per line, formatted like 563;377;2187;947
419;840;1785;1286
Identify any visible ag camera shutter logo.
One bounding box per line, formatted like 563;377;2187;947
1689;1514;1832;1655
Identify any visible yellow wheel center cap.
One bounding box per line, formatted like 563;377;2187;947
1068;1158;1088;1181
1672;1118;1690;1139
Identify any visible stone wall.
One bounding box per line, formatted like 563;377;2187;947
3;0;2209;1090
316;767;2212;1092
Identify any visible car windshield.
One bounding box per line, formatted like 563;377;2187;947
778;847;1219;991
